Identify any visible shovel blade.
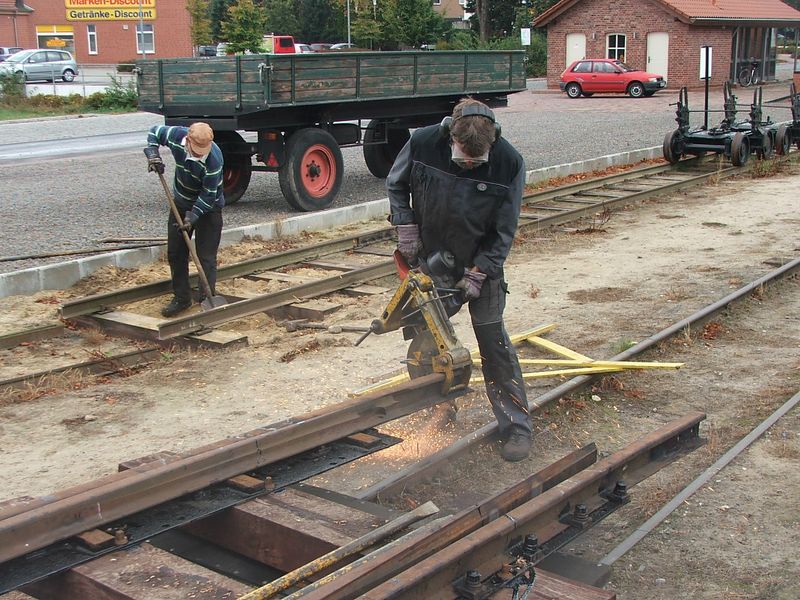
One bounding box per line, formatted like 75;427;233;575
200;295;227;311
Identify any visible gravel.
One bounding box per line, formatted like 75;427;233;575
0;84;793;274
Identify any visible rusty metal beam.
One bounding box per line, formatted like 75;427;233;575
0;324;64;350
284;443;599;600
157;261;394;339
289;413;703;600
59;228;393;320
0;373;450;564
355;412;705;600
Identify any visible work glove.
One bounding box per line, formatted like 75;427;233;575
143;146;165;175
178;210;199;232
455;268;487;303
396;224;422;265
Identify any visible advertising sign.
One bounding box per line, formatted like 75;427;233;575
65;0;156;21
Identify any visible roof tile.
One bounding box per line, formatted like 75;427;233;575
661;0;800;20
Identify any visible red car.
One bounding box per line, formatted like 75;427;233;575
559;59;666;98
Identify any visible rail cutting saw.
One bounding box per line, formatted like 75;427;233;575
357;250;472;395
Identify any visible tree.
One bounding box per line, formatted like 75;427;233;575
352;14;382;49
221;0;268;53
187;0;213;47
381;0;449;49
296;0;345;43
264;0;300;35
210;0;234;41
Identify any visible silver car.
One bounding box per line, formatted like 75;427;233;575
0;49;78;82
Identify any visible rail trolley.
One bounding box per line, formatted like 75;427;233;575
663;82;782;167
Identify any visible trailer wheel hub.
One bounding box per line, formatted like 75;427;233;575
301;143;337;198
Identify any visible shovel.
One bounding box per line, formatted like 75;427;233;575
156;170;227;311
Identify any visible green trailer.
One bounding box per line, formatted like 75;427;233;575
135;50;526;211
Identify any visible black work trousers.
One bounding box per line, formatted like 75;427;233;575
466;277;531;436
167;210;223;302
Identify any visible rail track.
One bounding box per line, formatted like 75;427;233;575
1;252;796;598
0;154;764;398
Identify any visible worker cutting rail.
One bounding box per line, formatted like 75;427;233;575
361;98;532;462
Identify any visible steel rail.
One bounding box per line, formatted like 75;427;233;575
59;228;393;320
0;372;452;564
522;160;685;203
519;164;739;230
0;347;160;394
158;162;741;339
278;444;599;600
530;255;800;413
288;413;705;600
0;324;64;350
58;159;708;324
358;256;799;503
157;260;395;339
600;388;800;566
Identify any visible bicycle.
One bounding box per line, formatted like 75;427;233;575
737;58;761;87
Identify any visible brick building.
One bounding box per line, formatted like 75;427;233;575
0;0;192;64
534;0;800;89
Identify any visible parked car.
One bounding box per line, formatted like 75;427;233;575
0;46;24;62
310;43;332;52
0;49;78;82
330;43;356;50
559;59;666;98
197;45;217;57
294;43;314;54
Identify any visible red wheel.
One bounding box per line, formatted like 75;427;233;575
280;128;343;211
300;143;337;198
216;131;252;205
222;161;252;205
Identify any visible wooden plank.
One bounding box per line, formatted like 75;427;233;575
184;487;386;572
247;270;316;283
79;311;248;349
344;284;389;296
525;568;616;600
284;299;342;321
22;543;250;600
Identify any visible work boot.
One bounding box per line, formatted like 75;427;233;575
161;296;191;318
501;429;531;462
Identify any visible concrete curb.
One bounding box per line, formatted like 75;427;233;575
0;146;662;298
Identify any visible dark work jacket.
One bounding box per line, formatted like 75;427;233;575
386;124;525;280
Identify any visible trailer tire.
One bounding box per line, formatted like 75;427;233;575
757;132;774;160
775;125;790;156
280;128;343;211
217;131;252;205
363;120;410;178
662;129;683;164
730;132;750;167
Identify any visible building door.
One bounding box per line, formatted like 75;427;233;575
566;33;586;67
647;32;669;82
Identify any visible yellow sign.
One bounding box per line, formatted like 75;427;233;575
65;0;156;7
66;8;156;21
46;38;67;47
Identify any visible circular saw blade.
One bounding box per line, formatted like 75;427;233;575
406;330;438;379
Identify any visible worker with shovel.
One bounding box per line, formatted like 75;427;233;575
144;123;225;317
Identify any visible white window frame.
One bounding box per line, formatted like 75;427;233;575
433;0;441;5
136;23;155;55
606;33;626;61
87;24;98;55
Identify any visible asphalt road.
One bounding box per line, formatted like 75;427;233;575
0;83;795;273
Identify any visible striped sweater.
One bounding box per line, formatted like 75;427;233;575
147;125;225;217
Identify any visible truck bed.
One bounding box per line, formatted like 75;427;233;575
136;50;526;124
